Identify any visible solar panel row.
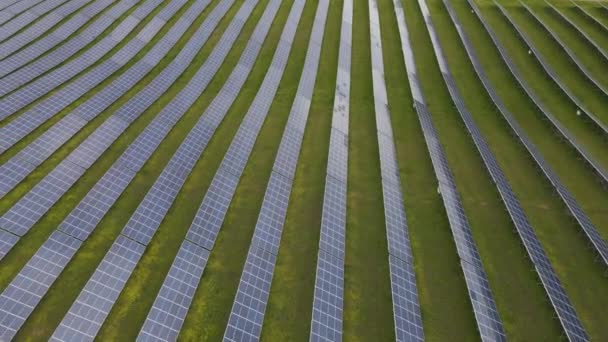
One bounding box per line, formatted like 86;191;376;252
0;0;68;42
137;2;288;338
448;0;608;269
51;0;264;338
309;1;351;340
420;0;588;340
368;1;424;341
467;1;608;188
224;1;328;340
0;0;96;60
0;0;216;199
392;0;506;340
496;2;608;136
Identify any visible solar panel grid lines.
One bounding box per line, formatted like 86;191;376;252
0;0;61;43
444;0;608;268
419;0;588;339
465;0;608;187
58;161;137;241
0;159;86;235
0;0;93;57
50;235;146;342
136;240;209;342
0;230;81;341
310;249;344;342
0;229;20;260
0;0;135;78
224;0;329;339
391;0;506;339
547;1;608;62
494;2;608;137
520;1;608;97
367;0;424;340
224;245;276;342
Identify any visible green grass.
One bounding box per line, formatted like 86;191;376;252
560;5;608;49
177;0;319;339
379;0;480;339
259;0;339;340
532;5;608;90
341;0;395;340
585;5;608;28
506;5;608;124
480;5;608;172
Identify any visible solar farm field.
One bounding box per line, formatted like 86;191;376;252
0;0;607;339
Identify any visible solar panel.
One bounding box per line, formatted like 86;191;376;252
224;246;276;342
51;236;145;341
310;250;344;342
389;256;424;342
186;170;239;249
0;230;19;260
137;241;209;341
308;4;351;337
0;231;81;340
250;171;292;255
460;261;507;342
